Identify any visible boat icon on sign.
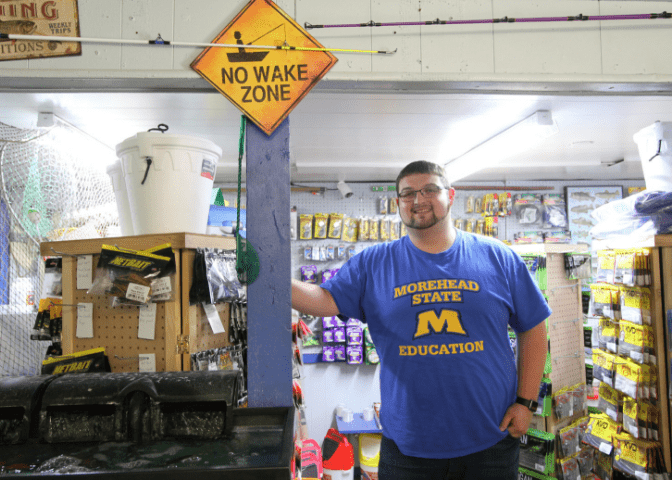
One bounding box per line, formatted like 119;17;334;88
227;31;270;62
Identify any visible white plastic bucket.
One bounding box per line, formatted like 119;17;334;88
116;132;222;235
359;433;381;480
323;467;354;480
106;161;134;236
633;121;672;192
360;464;378;480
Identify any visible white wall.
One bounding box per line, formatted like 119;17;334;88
1;0;671;86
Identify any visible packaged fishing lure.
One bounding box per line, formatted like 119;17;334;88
313;213;328;239
300;214;314;240
328;213;344;239
582;413;621;452
341;216;358;242
88;245;170;304
204;249;246;303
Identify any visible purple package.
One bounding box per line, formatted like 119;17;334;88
301;265;318;284
346;326;363;345
322;346;335;362
347;346;363;364
333;327;346;343
322;329;335;344
334;345;346;362
323;316;338;329
334;316;346;327
346;318;361;327
321;269;334;283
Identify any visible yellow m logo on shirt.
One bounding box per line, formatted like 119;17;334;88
413;309;467;339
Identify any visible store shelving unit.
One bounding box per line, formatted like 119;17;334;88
39;233;236;372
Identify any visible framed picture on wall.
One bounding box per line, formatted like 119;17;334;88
565;186;623;245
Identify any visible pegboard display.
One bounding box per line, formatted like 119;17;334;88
40;233;235;373
513;244;587;392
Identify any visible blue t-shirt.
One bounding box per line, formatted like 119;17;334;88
322;230;552;458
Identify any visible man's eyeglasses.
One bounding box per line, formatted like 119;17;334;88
398;185;446;202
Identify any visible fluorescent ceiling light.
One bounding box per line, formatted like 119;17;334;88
443;110;559;182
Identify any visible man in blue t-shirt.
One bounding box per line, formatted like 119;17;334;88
292;160;551;480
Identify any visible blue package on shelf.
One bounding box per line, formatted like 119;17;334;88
208;205;246;238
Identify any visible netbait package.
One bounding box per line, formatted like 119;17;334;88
341;216;358;242
41;257;63;298
591;283;621;321
542;193;568;228
595;249;616;284
598;317;618;354
112;243;177;306
614;248;638;286
518;428;555;476
618;320;648;364
592;349;616;387
612;432;650;479
204;249;246;303
622;396;641;438
620;286;652;325
328;213;344;239
88;245;170;304
41;347;111;375
558;454;580;480
582;413;621;452
31;298;61;341
559;424;581;457
189;249;210;305
597;381;623;422
465;195;475;214
575;447;595;477
313;213;328;239
571;383;587;414
614;357;643;400
299;214;314;240
400;222;407;238
553;388;574;420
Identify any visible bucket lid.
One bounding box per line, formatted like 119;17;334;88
115;132;223;159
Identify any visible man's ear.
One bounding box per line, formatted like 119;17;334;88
449;188;455;206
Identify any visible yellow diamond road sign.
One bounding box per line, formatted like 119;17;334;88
191;0;338;136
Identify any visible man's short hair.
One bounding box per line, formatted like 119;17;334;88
396;160;451;193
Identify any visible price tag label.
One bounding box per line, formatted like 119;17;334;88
153;277;172;295
598;442;613;455
138;303;157;340
76;303;94;338
139;353;156;372
203;303;225;334
126;283;150;303
77;255;93;290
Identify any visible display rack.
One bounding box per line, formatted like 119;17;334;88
592;234;672;473
512;243;588;435
40;233;236;373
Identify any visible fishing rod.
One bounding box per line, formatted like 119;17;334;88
0;32;396;54
304;11;671;29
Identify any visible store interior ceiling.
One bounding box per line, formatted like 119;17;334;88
0;88;669;185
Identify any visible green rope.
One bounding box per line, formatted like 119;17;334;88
236;115;245;237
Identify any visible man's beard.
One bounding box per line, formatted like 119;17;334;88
402;204;450;230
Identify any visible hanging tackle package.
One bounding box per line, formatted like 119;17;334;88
88;245;170;305
203;248;247;304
